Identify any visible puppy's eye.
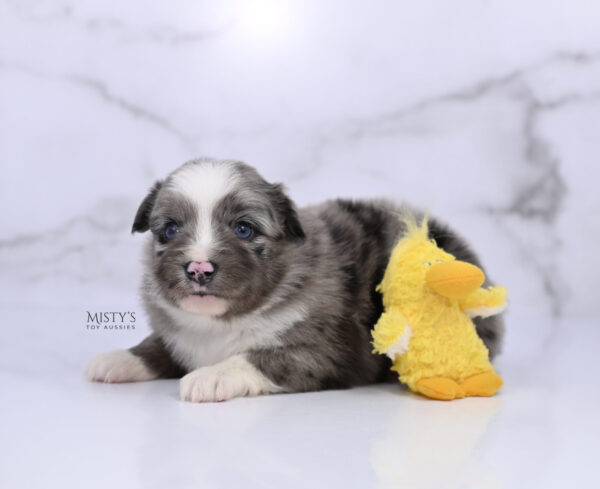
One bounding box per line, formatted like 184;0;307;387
234;221;253;239
163;222;180;241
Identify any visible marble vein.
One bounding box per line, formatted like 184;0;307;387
290;51;600;184
336;50;600;142
0;60;194;150
3;0;231;46
66;74;193;147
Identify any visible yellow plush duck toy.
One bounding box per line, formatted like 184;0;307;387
372;218;507;400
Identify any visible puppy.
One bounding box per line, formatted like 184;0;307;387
86;158;504;402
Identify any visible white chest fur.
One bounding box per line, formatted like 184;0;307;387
159;302;305;371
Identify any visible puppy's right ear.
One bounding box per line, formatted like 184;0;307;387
131;181;163;233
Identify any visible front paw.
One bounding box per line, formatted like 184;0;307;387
179;356;279;403
85;349;155;383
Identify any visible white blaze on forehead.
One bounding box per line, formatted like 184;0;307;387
167;161;237;259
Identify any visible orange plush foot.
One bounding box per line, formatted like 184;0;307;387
414;377;465;400
460;371;503;397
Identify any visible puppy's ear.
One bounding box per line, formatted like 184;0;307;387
132;181;163;233
270;183;305;241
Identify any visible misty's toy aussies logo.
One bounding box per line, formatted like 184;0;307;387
86;311;136;331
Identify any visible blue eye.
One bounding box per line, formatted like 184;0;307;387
164;222;179;241
234;221;253;239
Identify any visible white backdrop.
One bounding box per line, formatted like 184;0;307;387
1;0;599;322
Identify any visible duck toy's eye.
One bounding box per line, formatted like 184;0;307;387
423;261;431;267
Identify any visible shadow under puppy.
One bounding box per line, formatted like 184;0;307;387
86;158;504;402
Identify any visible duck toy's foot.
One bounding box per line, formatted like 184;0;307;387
414;377;465;400
460;371;503;397
414;371;503;400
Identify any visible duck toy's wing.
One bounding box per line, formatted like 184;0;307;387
372;309;413;359
459;285;508;318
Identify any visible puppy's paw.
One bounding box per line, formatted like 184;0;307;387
179;355;280;403
85;349;156;383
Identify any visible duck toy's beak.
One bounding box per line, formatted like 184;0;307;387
425;260;485;299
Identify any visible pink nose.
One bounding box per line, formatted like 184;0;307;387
185;261;216;285
187;261;214;274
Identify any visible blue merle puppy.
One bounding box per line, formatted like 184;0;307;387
86;158;503;402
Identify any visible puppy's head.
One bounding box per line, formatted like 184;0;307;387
132;159;304;318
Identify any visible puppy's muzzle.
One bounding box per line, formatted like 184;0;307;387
185;261;217;286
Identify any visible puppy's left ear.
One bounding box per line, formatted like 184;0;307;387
270;183;305;241
131;180;163;233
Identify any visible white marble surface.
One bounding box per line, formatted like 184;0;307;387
1;307;599;489
1;1;599;488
